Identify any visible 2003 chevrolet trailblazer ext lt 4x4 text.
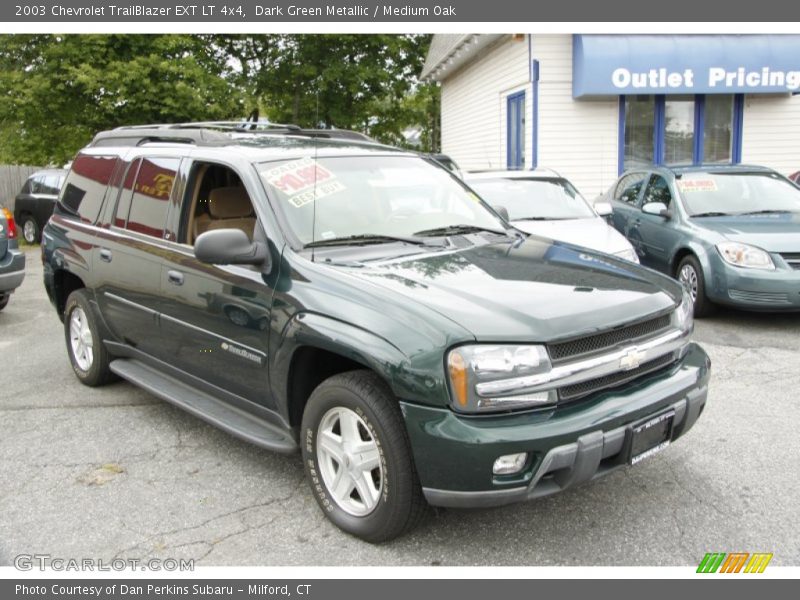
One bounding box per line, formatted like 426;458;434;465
42;122;710;542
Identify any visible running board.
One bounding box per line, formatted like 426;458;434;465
109;358;298;454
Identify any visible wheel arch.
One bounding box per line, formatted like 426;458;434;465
274;313;414;430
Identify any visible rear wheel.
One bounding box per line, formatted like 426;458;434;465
21;215;39;244
677;255;714;317
64;289;114;386
301;370;427;543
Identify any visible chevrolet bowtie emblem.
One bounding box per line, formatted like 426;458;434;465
620;347;646;371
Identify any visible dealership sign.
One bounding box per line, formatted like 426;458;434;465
573;35;800;97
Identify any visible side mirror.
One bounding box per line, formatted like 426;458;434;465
493;205;510;221
594;202;613;217
642;202;671;218
195;229;267;266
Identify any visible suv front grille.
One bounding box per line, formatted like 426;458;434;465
548;314;672;364
558;352;676;402
780;253;800;270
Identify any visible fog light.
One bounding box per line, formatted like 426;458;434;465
493;453;528;475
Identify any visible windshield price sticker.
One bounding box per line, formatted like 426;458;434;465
263;157;345;206
678;179;718;193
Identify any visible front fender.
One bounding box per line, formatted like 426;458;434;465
271;312;450;420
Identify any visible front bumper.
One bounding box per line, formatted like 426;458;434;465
706;253;800;311
401;342;710;508
0;248;25;293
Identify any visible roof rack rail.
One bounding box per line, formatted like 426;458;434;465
87;120;377;148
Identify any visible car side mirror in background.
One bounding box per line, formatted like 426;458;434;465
493;205;510;222
594;202;613;217
195;229;268;267
642;202;671;219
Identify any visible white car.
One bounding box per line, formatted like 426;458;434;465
465;169;638;262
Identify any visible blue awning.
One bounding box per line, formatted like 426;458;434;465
573;35;800;98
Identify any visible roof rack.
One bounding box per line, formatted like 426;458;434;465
88;120;376;148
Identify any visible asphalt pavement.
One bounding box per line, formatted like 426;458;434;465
1;247;799;566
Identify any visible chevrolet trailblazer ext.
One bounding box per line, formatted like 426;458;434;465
43;123;710;542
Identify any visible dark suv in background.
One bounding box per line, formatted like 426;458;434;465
42;122;710;541
13;168;67;244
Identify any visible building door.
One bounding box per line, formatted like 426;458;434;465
507;91;526;169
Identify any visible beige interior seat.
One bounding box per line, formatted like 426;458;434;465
194;187;256;241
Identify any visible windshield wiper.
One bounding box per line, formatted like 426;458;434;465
690;211;733;218
305;233;442;248
413;224;508;237
737;209;794;216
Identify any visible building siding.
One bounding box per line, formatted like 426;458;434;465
441;36;530;171
740;93;800;177
532;35;619;198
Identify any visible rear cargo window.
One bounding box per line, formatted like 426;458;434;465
60;154;118;224
124;157;179;238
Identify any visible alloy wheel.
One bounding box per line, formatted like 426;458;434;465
679;264;699;303
316;406;383;517
69;307;94;371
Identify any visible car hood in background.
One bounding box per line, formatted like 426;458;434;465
512;217;634;257
345;237;679;343
693;213;800;252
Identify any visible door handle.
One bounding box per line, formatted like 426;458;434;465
167;270;184;286
99;248;112;262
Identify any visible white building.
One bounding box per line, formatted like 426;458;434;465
422;34;800;197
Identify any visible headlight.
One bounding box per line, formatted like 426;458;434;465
673;287;694;334
615;247;639;263
717;242;775;270
446;345;557;413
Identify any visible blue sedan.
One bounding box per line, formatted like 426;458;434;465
602;165;800;316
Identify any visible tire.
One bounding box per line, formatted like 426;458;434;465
21;215;39;245
0;294;9;311
677;255;715;318
301;370;427;543
64;289;114;386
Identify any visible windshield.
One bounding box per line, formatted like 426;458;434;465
677;172;800;216
467;177;596;220
259;155;505;245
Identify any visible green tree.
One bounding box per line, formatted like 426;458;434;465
0;34;244;165
206;34;438;150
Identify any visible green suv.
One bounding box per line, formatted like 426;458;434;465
42;123;710;542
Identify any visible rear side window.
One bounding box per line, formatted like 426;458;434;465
60;155;119;224
614;172;647;205
124;157;180;238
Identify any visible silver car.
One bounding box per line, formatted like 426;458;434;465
465;169;638;262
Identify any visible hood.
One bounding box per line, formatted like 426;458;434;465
346;237;680;343
512;216;633;256
694;213;800;252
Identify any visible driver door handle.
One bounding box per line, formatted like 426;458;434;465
167;270;184;286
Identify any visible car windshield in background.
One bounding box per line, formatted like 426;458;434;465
259;155;504;246
677;172;800;216
468;178;596;220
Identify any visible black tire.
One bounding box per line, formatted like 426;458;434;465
0;294;9;311
301;370;427;543
64;289;115;386
677;255;715;318
21;215;39;245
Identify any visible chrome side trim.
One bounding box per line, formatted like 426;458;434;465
475;328;687;397
104;291;267;360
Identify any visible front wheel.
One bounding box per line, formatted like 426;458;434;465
0;293;9;311
677;255;715;317
301;370;427;543
21;216;39;244
64;289;115;386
